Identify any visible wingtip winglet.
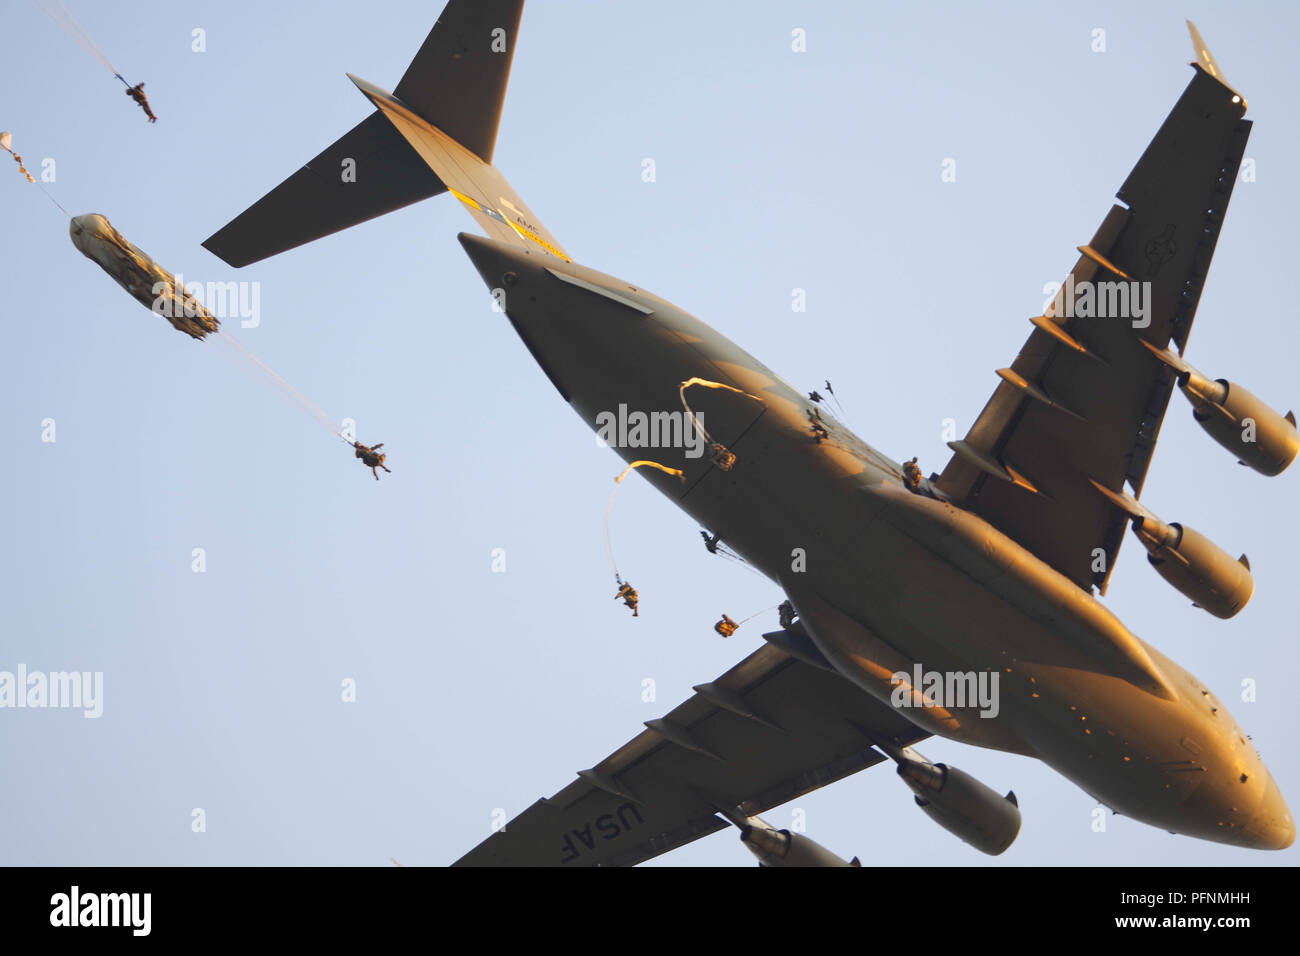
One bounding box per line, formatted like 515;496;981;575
1185;20;1247;109
1186;20;1222;80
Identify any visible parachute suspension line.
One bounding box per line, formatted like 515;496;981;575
823;380;848;419
2;134;71;217
35;0;120;76
712;541;763;577
216;330;349;443
602;460;685;583
35;182;71;218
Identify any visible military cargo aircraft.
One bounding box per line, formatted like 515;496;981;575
204;2;1295;864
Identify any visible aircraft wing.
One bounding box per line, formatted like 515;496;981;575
933;41;1251;595
453;638;928;866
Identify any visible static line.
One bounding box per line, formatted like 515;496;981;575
678;377;762;447
603;460;685;581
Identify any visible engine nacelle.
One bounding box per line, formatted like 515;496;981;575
1179;370;1299;476
739;822;859;867
1132;515;1254;619
896;758;1020;855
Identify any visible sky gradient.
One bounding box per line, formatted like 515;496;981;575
1;0;1297;867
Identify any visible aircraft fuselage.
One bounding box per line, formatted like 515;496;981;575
458;232;1293;852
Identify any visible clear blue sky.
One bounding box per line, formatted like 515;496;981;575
1;0;1296;867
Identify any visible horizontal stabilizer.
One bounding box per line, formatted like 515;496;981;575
202;112;444;267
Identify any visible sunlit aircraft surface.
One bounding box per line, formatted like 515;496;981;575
205;2;1295;865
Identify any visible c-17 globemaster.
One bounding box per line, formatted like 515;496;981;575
204;2;1296;864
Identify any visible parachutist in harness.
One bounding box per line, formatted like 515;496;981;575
615;580;639;617
778;600;797;629
354;441;391;480
902;456;923;493
807;408;829;444
700;531;721;554
124;82;157;123
714;614;739;638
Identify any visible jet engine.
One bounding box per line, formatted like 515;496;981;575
739;819;860;867
1179;369;1299;476
1142;341;1298;475
1132;514;1254;619
896;755;1021;855
1088;477;1254;619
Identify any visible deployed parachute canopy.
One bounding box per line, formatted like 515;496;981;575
69;214;218;339
56;215;362;459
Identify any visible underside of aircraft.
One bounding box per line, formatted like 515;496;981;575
204;2;1296;864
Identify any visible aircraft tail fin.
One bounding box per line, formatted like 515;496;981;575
202;0;547;268
348;73;569;262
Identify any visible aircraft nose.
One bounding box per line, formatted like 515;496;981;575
1244;772;1295;850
